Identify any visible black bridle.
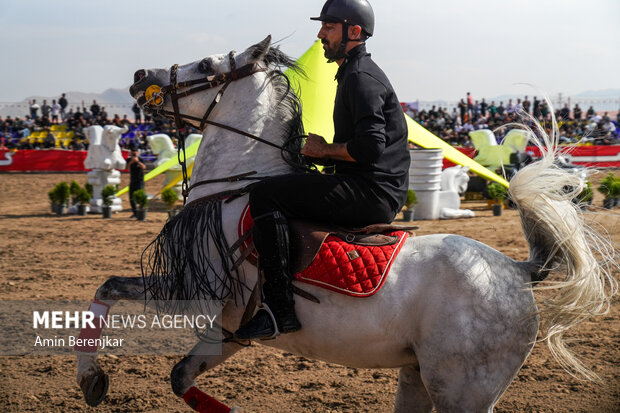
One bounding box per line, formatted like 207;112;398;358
141;51;291;203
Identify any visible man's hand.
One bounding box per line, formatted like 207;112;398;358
301;133;329;158
301;133;355;162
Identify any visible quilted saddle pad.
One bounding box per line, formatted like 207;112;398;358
294;231;408;297
238;204;409;297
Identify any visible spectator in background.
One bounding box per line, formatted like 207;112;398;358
51;100;60;123
480;98;488;117
82;106;92;123
586;106;595;119
40;100;51;119
488;101;497;119
29;100;40;119
69;136;85;150
99;106;108;123
497;101;505;117
559;104;570;120
42;127;55;148
132;103;141;124
505;99;515;114
466;92;474;119
90;100;100;119
58;93;68;120
127;148;146;218
514;98;523;114
458;99;467;123
532;96;540;118
573;104;582;120
522;96;531;115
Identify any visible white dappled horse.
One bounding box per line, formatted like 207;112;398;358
75;36;617;412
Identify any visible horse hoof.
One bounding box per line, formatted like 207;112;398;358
80;370;109;407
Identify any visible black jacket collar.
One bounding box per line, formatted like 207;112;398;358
335;44;368;80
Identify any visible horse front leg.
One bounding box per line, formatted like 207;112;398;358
75;276;146;407
171;340;245;413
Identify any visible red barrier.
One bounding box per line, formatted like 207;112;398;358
524;145;620;168
0;149;131;172
443;145;620;169
0;149;88;172
1;145;618;173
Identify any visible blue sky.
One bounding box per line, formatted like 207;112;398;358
0;0;618;103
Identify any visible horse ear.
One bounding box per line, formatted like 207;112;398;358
247;35;272;62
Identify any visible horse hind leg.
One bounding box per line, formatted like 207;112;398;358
171;341;245;412
414;328;536;413
394;364;434;413
75;276;147;407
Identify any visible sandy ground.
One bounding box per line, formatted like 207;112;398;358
0;171;618;412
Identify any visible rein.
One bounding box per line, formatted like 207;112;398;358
143;51;278;204
140;50;314;204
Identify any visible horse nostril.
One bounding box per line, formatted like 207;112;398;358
133;70;146;83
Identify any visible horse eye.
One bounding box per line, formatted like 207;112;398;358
199;58;213;74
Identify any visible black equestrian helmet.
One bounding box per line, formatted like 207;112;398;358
311;0;375;37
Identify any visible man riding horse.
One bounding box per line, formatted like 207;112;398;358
234;0;411;340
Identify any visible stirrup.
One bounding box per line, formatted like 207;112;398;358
259;302;280;339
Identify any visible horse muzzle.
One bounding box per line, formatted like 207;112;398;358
129;69;166;111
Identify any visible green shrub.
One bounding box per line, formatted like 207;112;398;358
132;189;149;210
404;189;417;209
69;180;81;204
101;185;117;207
161;188;179;210
487;182;508;202
610;179;620;198
54;182;70;205
76;188;91;205
574;181;593;204
48;188;58;204
598;173;617;199
84;183;94;198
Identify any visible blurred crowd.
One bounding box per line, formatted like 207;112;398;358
404;93;619;146
0;94;195;153
1;92;618;153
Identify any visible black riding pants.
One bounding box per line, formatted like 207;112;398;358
249;173;397;269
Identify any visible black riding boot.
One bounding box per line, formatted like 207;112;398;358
234;211;301;340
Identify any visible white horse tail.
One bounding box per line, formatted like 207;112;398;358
507;105;618;380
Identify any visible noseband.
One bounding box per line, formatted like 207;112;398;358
139;51;303;204
144;51;267;131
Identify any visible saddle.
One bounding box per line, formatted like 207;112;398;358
288;220;418;274
235;204;418;275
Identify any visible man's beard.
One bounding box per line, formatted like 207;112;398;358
322;40;342;62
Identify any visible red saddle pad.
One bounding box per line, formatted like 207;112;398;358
238;204;408;297
294;231;408;297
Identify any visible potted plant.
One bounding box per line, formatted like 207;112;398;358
402;189;417;221
572;180;593;209
76;187;91;216
85;183;94;199
132;189;149;221
48;187;59;214
487;182;508;216
101;185;116;218
161;188;180;218
598;173;619;209
54;182;70;216
69;180;81;206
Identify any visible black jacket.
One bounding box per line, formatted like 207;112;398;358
332;44;410;212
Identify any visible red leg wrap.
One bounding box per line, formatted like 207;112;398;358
74;300;110;353
182;386;231;413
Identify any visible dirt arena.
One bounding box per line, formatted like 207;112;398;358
0;171;618;412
